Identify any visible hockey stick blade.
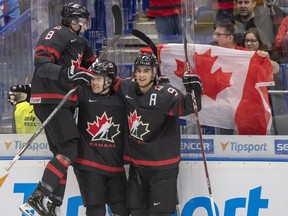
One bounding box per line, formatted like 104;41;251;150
0;87;77;189
132;29;158;59
132;29;162;76
112;4;122;35
89;4;123;68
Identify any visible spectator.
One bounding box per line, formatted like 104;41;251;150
212;0;235;23
0;0;20;30
211;20;247;134
274;16;288;62
147;0;186;43
8;75;41;134
213;20;247;50
262;0;286;33
212;21;275;135
234;0;275;48
244;27;279;73
6;0;20;23
8;84;41;134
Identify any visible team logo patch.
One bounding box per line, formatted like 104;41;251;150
127;110;150;141
86;112;120;142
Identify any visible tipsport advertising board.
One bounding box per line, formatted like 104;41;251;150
0;134;51;158
180;134;288;160
1;134;288;160
0;160;288;215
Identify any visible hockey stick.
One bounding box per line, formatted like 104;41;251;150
182;4;216;216
89;4;122;70
0;87;78;188
132;29;162;76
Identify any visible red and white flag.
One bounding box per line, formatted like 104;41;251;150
143;44;274;135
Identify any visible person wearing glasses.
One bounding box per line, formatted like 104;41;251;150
244;27;279;73
212;21;276;135
213;21;248;51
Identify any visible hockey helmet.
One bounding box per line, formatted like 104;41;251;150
134;52;158;77
61;2;90;28
91;60;117;82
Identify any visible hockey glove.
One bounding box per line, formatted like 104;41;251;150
182;72;203;96
8;84;31;105
63;66;95;86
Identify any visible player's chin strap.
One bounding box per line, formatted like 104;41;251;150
70;24;81;35
68;18;83;35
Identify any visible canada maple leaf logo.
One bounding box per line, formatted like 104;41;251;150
71;53;83;68
86;112;120;142
127;110;150;141
174;49;232;100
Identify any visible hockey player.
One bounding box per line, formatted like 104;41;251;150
19;2;96;216
114;52;203;216
73;60;129;216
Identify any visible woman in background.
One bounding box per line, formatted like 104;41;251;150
244;27;279;73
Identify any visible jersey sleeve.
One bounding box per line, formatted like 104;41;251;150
165;84;201;116
34;26;68;80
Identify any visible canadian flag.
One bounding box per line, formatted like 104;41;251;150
142;44;274;135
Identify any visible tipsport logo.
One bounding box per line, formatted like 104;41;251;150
181;138;214;154
4;141;12;150
12;140;49;152
220;141;267;153
274;140;288;155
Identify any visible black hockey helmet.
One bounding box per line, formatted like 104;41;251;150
91;60;117;82
134;52;158;77
61;2;90;27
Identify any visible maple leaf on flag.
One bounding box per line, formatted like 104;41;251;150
173;49;232;101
